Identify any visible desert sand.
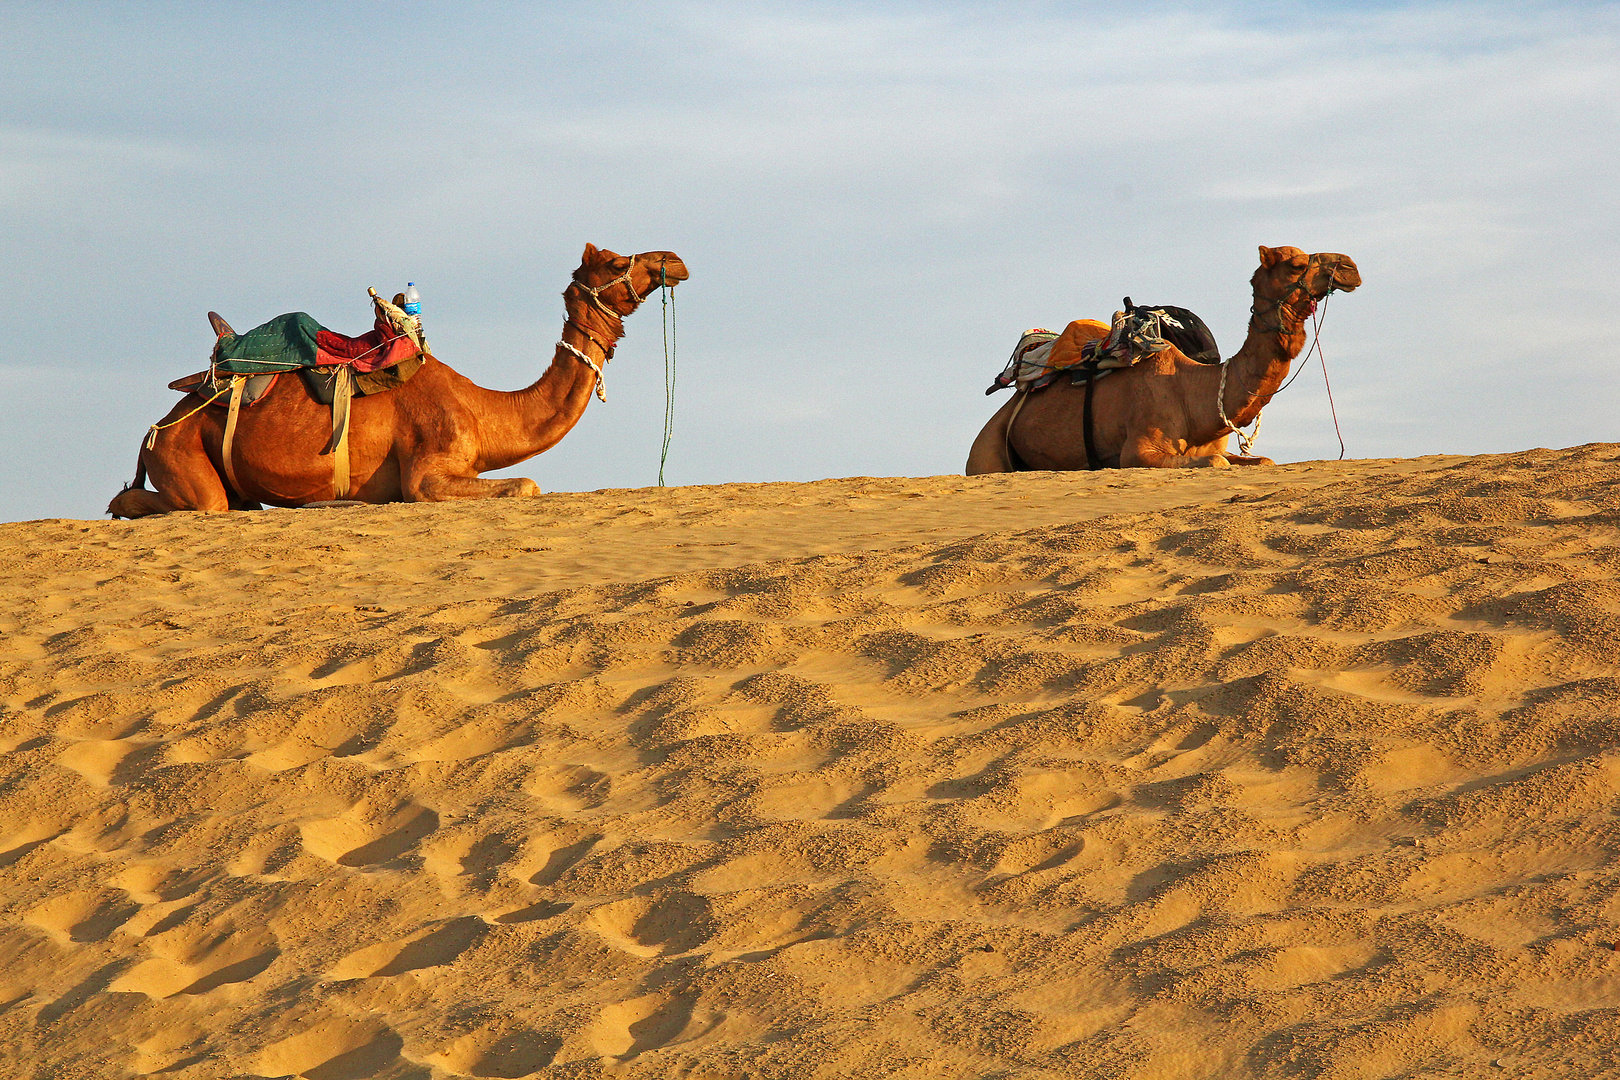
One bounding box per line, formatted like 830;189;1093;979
4;447;1620;1079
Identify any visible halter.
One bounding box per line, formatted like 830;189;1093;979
1248;254;1345;333
557;254;654;402
568;255;645;322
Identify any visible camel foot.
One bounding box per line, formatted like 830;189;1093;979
1222;453;1275;466
108;487;174;518
501;478;542;498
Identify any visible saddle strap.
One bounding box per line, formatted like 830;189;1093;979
1082;369;1101;471
221;375;247;497
1004;390;1030;471
325;365;355;498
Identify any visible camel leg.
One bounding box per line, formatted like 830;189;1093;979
408;468;541;502
1219;452;1276;466
107;439;234;518
966;395;1021;475
1121;436;1231;469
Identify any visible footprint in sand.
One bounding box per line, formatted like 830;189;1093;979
588;993;713;1062
299;803;439;867
526;764;612;813
55;738;164;787
436;1029;564;1078
110;923;280;999
255;1017;405;1080
586;893;716;958
24;889;140;943
327;915;487;980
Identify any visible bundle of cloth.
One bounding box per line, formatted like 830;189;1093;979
987;300;1219;395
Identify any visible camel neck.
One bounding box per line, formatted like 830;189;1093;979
1220;297;1310;429
471;298;629;473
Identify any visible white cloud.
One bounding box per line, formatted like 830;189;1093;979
0;1;1616;519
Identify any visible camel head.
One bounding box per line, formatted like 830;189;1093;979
1254;246;1361;320
572;243;689;319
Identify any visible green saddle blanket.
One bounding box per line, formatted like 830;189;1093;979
213;312;325;374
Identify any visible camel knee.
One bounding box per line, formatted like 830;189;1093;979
966;452;1009;476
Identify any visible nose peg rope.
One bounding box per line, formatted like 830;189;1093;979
1257;290;1345;460
1313;304;1346;460
658;264;676;487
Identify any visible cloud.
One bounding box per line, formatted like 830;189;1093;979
0;1;1616;519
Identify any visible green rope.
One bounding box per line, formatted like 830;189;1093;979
658;265;676;486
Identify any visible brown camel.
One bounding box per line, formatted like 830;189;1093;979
966;246;1361;473
108;244;688;517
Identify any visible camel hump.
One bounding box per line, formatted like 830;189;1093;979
207;312;234;339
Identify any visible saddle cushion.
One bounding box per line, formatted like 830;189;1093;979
168;370;281;406
214;312;420;375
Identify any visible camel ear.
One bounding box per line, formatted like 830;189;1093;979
1258;245;1279;268
582;242;599;261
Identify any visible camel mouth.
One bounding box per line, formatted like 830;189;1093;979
1308;254;1360;296
654;262;690;284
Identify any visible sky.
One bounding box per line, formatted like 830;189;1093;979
2;1;1617;522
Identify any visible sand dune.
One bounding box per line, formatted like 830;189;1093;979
4;447;1620;1078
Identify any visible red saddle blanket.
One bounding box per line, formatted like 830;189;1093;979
315;318;421;373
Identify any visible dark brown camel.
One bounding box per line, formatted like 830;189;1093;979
966;246;1361;472
108;244;687;517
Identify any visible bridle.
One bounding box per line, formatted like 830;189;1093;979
1249;254;1347;334
557;253;666;403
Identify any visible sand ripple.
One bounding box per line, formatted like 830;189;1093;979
3;449;1620;1076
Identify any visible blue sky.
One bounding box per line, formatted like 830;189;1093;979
2;2;1617;520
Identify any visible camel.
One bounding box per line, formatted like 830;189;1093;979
966;246;1361;473
108;244;688;517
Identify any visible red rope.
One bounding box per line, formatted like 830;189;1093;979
1310;305;1345;459
1271;299;1345;460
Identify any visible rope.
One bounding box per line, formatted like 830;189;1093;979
1216;360;1262;457
1219;289;1345;459
1313;304;1346;459
658;264;676;487
1269;297;1344;458
1276;294;1329;395
145;382;233;448
556;340;607;402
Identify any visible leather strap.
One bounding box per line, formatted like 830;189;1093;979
325;366;354;498
1004;390;1029;470
221;375;246;497
1082;367;1101;470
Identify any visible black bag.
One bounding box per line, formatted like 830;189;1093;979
1122;298;1220;365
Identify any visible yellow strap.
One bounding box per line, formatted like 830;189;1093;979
221;375;246;497
325;366;354;498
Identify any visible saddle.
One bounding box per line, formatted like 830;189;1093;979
988;299;1221;396
160;291;428;500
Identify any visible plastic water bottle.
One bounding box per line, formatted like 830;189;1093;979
402;282;421;316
